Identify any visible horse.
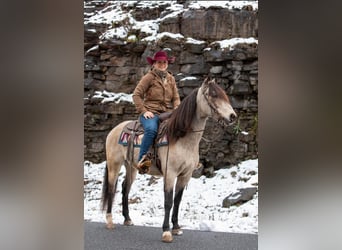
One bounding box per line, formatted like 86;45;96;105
101;77;237;243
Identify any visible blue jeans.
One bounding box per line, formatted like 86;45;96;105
138;114;159;161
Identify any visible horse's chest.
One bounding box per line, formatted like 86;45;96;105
172;146;199;165
182;143;199;154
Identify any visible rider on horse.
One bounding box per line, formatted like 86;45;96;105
132;50;181;173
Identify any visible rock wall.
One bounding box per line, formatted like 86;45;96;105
160;7;258;41
84;1;258;172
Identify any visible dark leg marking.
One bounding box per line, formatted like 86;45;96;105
162;189;173;232
172;187;184;230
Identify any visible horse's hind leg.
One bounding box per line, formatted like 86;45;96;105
105;180;117;229
101;160;122;229
122;165;137;226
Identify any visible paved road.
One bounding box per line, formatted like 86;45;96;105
85;221;257;250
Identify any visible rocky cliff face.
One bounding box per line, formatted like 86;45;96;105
84;1;258;172
161;7;258;41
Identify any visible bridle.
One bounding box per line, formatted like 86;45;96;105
201;83;229;127
190;83;229;135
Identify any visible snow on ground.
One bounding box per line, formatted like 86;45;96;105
84;159;258;234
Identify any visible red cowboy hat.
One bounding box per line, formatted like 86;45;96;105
146;50;175;65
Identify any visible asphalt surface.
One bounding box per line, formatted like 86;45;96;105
85;221;258;250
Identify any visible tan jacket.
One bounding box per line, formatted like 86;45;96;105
133;68;181;115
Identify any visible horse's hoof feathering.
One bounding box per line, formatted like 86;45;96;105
162;231;173;243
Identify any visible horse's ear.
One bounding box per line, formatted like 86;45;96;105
201;77;216;90
202;77;210;87
202;75;215;85
206;77;216;85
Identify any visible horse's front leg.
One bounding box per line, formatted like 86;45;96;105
162;176;176;243
171;175;190;236
171;188;185;235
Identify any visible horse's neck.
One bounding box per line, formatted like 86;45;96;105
192;112;207;133
179;113;207;149
191;92;209;138
174;89;209;149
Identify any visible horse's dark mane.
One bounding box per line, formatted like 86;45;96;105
167;88;199;144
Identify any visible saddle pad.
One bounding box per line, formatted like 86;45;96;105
118;131;168;147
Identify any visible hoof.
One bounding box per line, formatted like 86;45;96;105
162;231;173;243
106;222;115;229
124;220;133;226
172;228;183;236
106;213;114;229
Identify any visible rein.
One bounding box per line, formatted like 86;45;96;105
191;129;205;133
189;128;223;143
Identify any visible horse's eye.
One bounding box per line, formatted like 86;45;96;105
211;89;217;97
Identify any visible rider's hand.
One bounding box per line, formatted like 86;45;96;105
143;111;154;119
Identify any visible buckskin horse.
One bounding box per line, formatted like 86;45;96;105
101;78;237;243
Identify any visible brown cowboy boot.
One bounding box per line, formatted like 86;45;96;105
137;154;152;174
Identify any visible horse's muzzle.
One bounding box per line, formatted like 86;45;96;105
218;112;237;127
229;113;237;124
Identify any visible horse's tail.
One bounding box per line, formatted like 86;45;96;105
101;163;117;212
